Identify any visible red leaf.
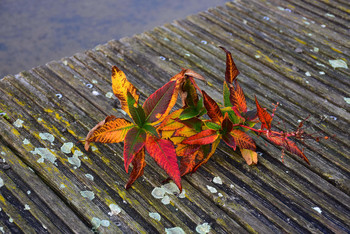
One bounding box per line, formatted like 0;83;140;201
176;144;201;157
124;127;146;173
182;129;219;145
146;135;181;190
143;80;177;123
255;96;272;130
222;133;236;150
221;112;233;133
230;80;247;113
179;151;197;177
220;46;239;84
125;148;146;189
85;116;133;151
230;130;256;151
267;133;310;164
202;91;223;124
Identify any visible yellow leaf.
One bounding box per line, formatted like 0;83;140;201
112;66;139;117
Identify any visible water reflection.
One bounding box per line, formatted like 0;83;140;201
0;0;227;78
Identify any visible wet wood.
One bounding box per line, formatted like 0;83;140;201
1;0;349;233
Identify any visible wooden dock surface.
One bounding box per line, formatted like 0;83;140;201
1;0;349;233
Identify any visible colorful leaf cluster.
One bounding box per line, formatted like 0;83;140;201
85;47;315;191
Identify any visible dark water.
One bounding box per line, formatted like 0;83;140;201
0;0;227;78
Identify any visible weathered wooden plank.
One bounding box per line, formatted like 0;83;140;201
1;0;350;233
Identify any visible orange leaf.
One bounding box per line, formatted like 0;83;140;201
176;144;201;157
230;80;247;113
192;139;220;173
220;46;239;84
202;91;223;124
182;129;219;145
145;135;181;190
255;96;272;130
125;148;146;189
85;116;133;151
157;109;184;131
112;66;139;117
230;130;256;151
124;127;146;173
240;149;258;165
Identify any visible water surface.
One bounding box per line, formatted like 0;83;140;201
0;0;227;78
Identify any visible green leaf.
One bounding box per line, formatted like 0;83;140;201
143;123;159;137
143;81;177;123
127;91;146;127
179;106;199;120
178;118;203;132
204;121;221;130
223;81;232;107
124;127;146;173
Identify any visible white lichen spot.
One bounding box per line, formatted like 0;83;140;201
312;206;322;214
63;60;68;66
263;16;269;21
162;182;180;194
179;189;186;199
230;184;234;189
91;146;98;152
185;53;191;57
91;217;101;228
24;204;30;210
325;13;335;18
86;83;93;88
243;19;247;24
149;212;161;221
31;148;57;165
105;92;113;99
68;156;81;168
23;138;30;145
108;203;121;216
27;190;31;195
200;40;207;45
196;222;211;234
206;185;217;194
55;94;63;99
151;187;166;199
165;227;186;234
61;142;74;154
218;193;223;197
80;190;95;200
321;24;326;28
313;47;319;53
329;59;348;69
316;62;326;67
305;71;311;77
308;33;313;36
0;151;5;156
277;6;284;11
344;97;350;104
73;149;83;157
100;220;110;227
92;79;98;84
0;227;4;233
319;71;325;75
85;174;94;181
164;37;170;41
159;56;166;61
39;133;55;144
0;177;3;187
305;80;309;84
9;218;13;223
303;21;310;25
255;54;261;59
161;195;171;205
13;119;24;128
60;184;66;189
37;118;43;122
213;176;223;185
92;91;100;96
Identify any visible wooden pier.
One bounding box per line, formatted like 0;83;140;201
1;0;349;233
